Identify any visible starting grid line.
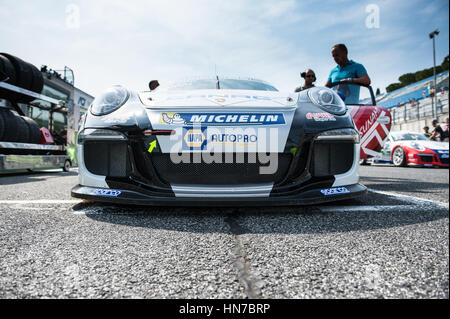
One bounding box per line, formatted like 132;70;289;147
0;190;447;213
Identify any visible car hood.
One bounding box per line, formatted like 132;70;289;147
138;89;299;109
402;140;449;150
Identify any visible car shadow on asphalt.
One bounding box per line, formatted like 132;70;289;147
0;171;77;185
73;191;449;235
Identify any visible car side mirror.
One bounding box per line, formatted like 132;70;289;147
149;80;159;91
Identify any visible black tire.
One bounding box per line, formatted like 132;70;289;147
0;55;17;102
0;109;5;141
29;63;44;95
22;116;41;144
16;116;31;143
392;147;407;167
63;159;71;172
0;53;34;103
0;108;19;142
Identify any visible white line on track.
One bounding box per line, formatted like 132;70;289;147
368;189;449;210
0;199;82;204
319;205;415;213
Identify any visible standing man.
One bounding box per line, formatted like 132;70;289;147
325;44;370;104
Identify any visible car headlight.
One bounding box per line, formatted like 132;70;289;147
307;87;347;115
410;142;426;151
90;86;129;116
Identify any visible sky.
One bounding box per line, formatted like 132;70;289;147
0;0;449;97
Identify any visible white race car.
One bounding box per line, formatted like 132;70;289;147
71;78;389;206
366;131;449;167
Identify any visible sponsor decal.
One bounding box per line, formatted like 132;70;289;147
183;128;207;149
210;133;257;144
358;107;382;137
432;149;449;159
91;189;122;197
376;115;391;125
320;187;350;196
181;127;258;150
160;113;285;126
306;112;336;122
162;113;187;125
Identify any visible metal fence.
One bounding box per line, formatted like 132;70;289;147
390;92;449;124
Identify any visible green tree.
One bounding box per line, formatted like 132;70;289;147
441;55;449;70
399;73;416;85
386;83;403;93
385;55;449;93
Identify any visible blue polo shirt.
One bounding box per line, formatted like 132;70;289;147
328;60;368;104
328;60;368;83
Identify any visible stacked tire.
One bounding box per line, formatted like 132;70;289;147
0;108;41;143
0;53;44;143
0;53;44;103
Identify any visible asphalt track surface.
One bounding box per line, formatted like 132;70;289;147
0;164;448;298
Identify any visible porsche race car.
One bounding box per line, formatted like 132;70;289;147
366;131;449;167
71;78;389;206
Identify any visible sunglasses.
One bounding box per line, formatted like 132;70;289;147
305;74;315;78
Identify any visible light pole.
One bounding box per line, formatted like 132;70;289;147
429;29;439;121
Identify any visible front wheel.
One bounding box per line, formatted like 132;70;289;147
392;147;407;167
63;159;71;172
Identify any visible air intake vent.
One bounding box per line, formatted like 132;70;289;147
310;142;354;177
84;141;130;177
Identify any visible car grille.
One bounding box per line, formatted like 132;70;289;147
150;153;292;185
419;155;433;163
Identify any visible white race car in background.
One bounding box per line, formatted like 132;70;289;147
365;131;449;167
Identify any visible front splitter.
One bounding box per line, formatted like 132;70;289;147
71;183;367;207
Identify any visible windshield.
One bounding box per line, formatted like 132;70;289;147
166;78;278;91
390;132;429;141
330;83;373;105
